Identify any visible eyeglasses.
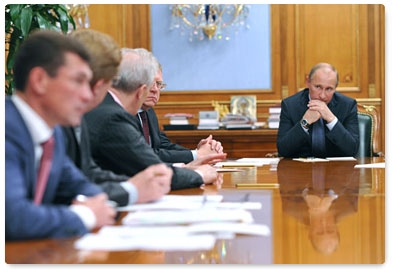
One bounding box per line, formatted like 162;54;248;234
154;81;167;90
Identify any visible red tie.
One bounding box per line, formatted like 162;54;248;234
139;111;151;145
34;135;55;205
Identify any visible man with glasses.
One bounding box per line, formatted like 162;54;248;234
85;48;226;192
137;62;224;164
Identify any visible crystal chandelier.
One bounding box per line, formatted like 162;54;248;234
170;4;250;42
65;4;90;29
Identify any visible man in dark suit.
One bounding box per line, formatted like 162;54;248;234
5;30;116;241
62;29;172;207
277;62;359;158
85;48;226;190
137;63;224;164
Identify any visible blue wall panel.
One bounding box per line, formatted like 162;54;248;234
150;4;271;91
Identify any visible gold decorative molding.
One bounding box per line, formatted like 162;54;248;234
359;104;376;112
355;98;381;105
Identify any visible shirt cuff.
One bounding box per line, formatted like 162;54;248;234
120;181;139;205
326;117;338;131
69;204;96;230
194;169;204;180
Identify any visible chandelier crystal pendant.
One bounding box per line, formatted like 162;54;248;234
170;4;250;42
65;4;90;29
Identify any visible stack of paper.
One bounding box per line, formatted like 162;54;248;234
74;195;270;251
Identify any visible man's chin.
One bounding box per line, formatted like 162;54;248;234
143;102;156;109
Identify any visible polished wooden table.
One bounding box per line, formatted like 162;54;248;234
164;129;278;158
5;157;385;264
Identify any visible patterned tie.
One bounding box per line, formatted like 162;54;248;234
139;111;151;145
311;118;326;158
34;135;55;205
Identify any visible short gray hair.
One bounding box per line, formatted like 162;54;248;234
112;48;159;93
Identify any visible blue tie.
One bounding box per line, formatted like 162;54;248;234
311;118;326;158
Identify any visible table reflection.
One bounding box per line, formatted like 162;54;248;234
277;159;359;255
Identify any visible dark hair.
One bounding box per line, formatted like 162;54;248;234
13;29;91;91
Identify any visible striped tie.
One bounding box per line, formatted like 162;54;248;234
139;111;151;145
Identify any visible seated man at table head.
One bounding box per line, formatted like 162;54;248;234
63;29;172;207
5;30;116;241
138;60;224;164
85;47;225;191
277;62;359;158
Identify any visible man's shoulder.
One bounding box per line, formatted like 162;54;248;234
85;96;125;125
5;98;25;138
5;96;18;119
333;91;356;103
284;88;308;100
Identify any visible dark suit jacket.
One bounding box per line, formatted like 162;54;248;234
62;118;130;206
141;108;193;164
277;88;359;158
84;93;204;190
5;98;103;241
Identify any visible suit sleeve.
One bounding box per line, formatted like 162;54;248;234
148;109;194;164
88;112;203;190
277;99;312;157
5;128;101;241
325;99;359;156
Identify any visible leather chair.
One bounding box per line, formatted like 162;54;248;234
356;104;382;157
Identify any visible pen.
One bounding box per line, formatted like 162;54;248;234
236;183;279;188
75;194;118;208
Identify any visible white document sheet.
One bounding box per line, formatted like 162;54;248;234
293;158;330;162
354;162;385;168
117;194;222;211
215;158;280;167
122;208;254;226
74;222;271;251
75;232;216;251
326;157;357;161
236;157;281;164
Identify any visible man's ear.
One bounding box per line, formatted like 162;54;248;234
91;79;107;96
136;84;148;100
305;74;310;85
29;67;49;95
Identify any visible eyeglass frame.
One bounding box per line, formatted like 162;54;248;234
154;81;167;90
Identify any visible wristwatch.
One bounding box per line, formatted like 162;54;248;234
300;118;310;130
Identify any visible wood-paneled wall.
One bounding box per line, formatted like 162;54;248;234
87;4;385;155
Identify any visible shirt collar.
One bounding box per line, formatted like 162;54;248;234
107;89;125;109
11;95;53;145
